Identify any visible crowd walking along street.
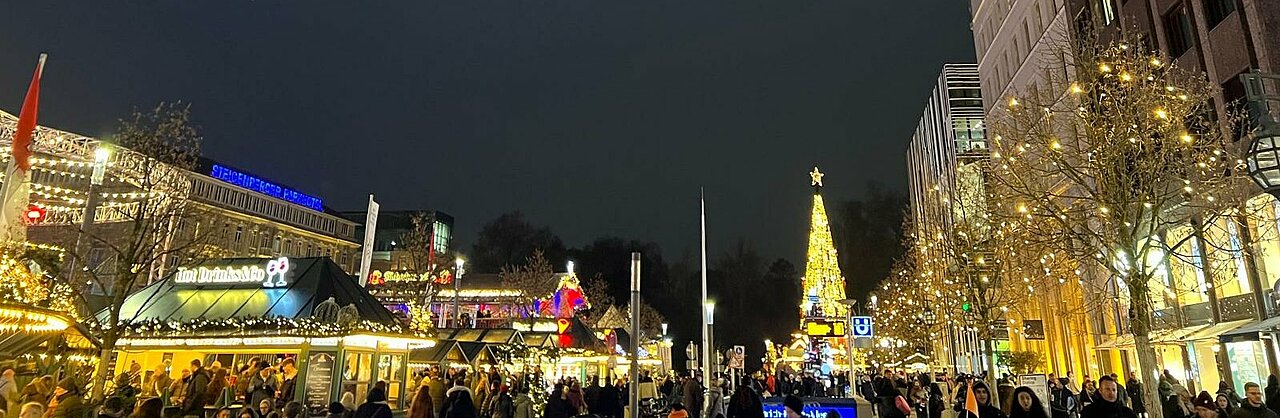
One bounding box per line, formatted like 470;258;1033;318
0;2;1279;418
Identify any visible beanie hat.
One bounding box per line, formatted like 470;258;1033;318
1194;392;1216;410
784;395;804;415
57;377;79;393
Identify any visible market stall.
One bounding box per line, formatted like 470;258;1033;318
104;257;434;415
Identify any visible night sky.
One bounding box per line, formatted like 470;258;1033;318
0;1;974;266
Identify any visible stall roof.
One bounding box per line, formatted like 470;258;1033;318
410;341;468;364
104;257;400;328
436;328;523;345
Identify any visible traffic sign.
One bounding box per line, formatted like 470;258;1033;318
730;346;745;370
804;319;847;337
852;316;874;338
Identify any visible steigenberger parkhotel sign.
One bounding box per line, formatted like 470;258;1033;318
173;257;292;288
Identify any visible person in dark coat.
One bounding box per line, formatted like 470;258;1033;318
353;388;393;418
1128;372;1147;416
597;380;620;418
546;384;568;418
183;359;212;417
45;378;88;418
1049;378;1075;418
1194;392;1228;418
249;366;277;414
1010;387;1050;418
1264;376;1280;418
725;385;764;418
1081;376;1137;418
682;376;704;418
444;391;478;418
956;381;1008;418
1229;382;1279;418
1220;382;1244;411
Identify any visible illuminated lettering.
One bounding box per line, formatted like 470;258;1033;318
174;257;292;288
210;164;323;211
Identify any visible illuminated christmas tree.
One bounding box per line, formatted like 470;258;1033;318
801;167;848;321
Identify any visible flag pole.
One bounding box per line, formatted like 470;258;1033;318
0;53;47;244
700;189;711;379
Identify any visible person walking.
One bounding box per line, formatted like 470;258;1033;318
1266;376;1280;417
956;381;1007;418
248;365;277;412
682;375;704;418
444;391;478;418
1162;386;1194;418
1049;377;1076;418
1128;372;1147;418
1220;383;1244;411
726;385;764;418
512;389;532;418
1229;383;1278;418
1010;387;1050;418
1080;376;1136;418
352;388;393;418
43;378;86;418
409;384;434;418
184;359;212;417
703;379;725;418
278;359;299;409
1193;392;1227;418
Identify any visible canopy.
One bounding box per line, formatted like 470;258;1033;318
1221;316;1280;342
103;257;401;332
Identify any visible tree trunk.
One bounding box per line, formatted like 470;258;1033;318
1129;277;1164;418
91;335;117;402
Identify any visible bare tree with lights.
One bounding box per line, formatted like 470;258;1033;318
400;211;451;332
987;32;1255;418
500;249;561;317
52;103;213;400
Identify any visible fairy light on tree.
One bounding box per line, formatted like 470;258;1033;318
987;33;1254;418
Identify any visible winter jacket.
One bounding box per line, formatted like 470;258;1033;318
513;394;533;418
45;393;88;418
1126;380;1145;413
352;402;393;418
682;381;703;418
278;374;298;407
184;367;212;416
1231;403;1280;418
702;386;725;418
429;379;449;418
249;375;277;411
490;392;514;418
20;381;47;406
1080;399;1137;418
442;386;477;418
1049;387;1076;418
1268;376;1280;417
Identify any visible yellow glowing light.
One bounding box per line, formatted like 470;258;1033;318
1100;63;1112;72
1008;97;1019;107
1071;83;1083;94
1120;72;1133;82
1154;108;1169;119
1181;133;1193;143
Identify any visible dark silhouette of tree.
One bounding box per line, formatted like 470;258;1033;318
470;211;566;273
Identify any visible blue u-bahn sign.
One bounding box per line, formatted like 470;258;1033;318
851;316;874;338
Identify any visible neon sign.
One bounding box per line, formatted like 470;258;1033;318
367;270;453;286
174;257;292;288
210;164;323;211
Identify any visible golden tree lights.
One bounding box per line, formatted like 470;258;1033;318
801;167;848;321
986;37;1256;418
0;244;76;318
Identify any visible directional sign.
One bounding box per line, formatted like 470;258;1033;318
804;319;847;337
851;316;874;338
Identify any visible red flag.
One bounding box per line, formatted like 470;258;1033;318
12;54;46;171
965;381;980;418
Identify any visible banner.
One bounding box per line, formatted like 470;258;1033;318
357;194;379;287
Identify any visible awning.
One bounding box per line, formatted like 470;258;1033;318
1095;326;1200;349
1221;316;1280;342
1184;320;1253;341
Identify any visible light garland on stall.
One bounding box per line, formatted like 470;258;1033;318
107;316;410;338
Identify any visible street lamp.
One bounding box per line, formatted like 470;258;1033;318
453;257;465;327
1244;73;1280;196
704;301;715;376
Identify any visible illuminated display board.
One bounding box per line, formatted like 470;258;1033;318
210;164;324;211
174;257;292;288
762;398;858;418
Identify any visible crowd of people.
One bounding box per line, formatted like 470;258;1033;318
854;368;1280;418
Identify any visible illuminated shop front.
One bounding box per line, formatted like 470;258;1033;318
106;257;434;415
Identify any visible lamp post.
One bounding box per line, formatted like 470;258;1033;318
838;298;858;390
704;301;715;377
453;257;465;327
70;145;111;288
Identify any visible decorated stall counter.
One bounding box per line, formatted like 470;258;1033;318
102;257;434;415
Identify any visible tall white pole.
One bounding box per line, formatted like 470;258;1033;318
700;189;711;379
630;252;641;418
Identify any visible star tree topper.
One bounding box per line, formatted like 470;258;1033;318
810;166;824;187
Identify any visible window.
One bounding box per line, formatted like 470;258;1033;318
1203;0;1235;29
1100;0;1115;25
234;226;243;246
1227;220;1251;292
1164;5;1196;57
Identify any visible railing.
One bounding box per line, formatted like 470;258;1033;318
1182;301;1214;326
441;317;514;329
1220;293;1259;322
